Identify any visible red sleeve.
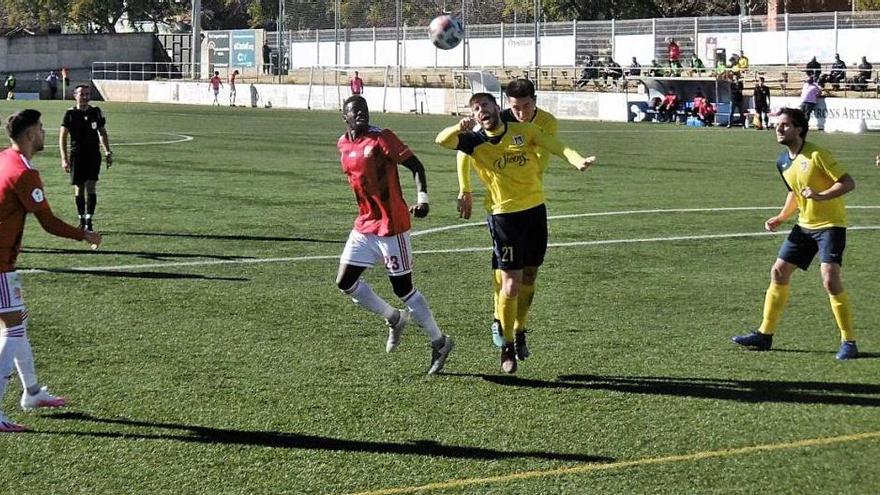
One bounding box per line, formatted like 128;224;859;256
378;129;413;164
14;169;50;214
34;210;86;241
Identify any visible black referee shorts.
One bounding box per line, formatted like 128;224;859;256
70;152;102;185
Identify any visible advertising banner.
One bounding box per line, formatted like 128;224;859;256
231;30;256;68
207;31;230;69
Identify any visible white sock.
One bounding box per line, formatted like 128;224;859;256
13;336;37;391
346;279;397;321
403;290;443;342
0;335;17;406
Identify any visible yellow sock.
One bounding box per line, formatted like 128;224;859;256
514;283;536;332
829;292;855;342
492;269;502;321
758;282;790;334
498;293;517;344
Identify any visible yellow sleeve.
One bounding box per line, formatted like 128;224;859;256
435;125;461;150
543;115;559;137
533;129;584;168
456;151;473;193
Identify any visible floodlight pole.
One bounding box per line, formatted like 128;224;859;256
191;0;201;79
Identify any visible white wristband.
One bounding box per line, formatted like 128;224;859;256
417;192;429;204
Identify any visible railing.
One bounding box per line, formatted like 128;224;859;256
91;61;287;82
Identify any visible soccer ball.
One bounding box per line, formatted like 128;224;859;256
429;15;464;50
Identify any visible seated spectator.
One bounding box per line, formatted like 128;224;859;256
691;54;706;76
648;60;662;77
737;51;749;72
692;91;715;126
576;55;601;89
604;57;624;85
715;57;730;79
829;53;846;89
657;89;680;122
805;56;822;80
855;56;874;90
627;57;641;77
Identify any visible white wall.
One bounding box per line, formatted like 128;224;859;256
94;79;635;123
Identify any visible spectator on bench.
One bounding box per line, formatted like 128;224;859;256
692;90;715;126
576;55;600;89
658;89;680;123
805;56;822;80
627;57;641;77
855;56;873;91
829;54;847;90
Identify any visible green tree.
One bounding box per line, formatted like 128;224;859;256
0;0;67;31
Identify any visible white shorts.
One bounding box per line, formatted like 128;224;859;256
340;230;413;277
0;272;24;313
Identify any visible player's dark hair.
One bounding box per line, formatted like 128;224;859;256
468;92;496;106
5;109;41;140
343;95;367;110
506;79;535;99
778;107;809;138
75;84;90;92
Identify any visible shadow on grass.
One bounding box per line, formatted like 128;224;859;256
39;412;613;463
453;373;880;407
108;231;345;244
22;246;257;262
28;267;247;281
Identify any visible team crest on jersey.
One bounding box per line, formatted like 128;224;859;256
31;188;44;203
91;122;98;130
512;135;524;146
800;159;809;172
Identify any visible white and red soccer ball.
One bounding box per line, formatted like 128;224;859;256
429;15;464;50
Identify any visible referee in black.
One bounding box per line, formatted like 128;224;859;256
59;84;112;231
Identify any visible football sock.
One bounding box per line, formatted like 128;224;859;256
345;279;397;322
13;336;38;391
492;269;502;320
402;290;443;341
75;195;86;216
0;335;15;404
498;293;517;344
514;282;536;332
829;292;855;342
86;193;97;216
758;282;789;334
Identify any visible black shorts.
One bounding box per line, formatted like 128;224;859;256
778;224;846;270
70;153;101;185
755;103;769;113
487;204;548;271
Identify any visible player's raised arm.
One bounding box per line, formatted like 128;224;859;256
401;155;430;218
533;130;596;171
435;118;474;150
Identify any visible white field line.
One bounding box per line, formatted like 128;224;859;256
42;132;194;147
411;206;880;236
19;206;880;274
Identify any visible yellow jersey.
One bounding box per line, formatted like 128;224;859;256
438;119;583;215
776;141;848;229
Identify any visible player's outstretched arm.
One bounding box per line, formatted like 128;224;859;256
33;209;100;247
401;156;430;218
534;131;594;170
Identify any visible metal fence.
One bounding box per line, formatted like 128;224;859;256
272;8;880;69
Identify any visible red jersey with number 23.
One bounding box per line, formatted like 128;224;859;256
338;127;413;236
0;148;52;272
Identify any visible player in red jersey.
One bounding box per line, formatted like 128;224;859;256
228;70;239;107
335;95;453;375
0;109;101;432
209;71;223;106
